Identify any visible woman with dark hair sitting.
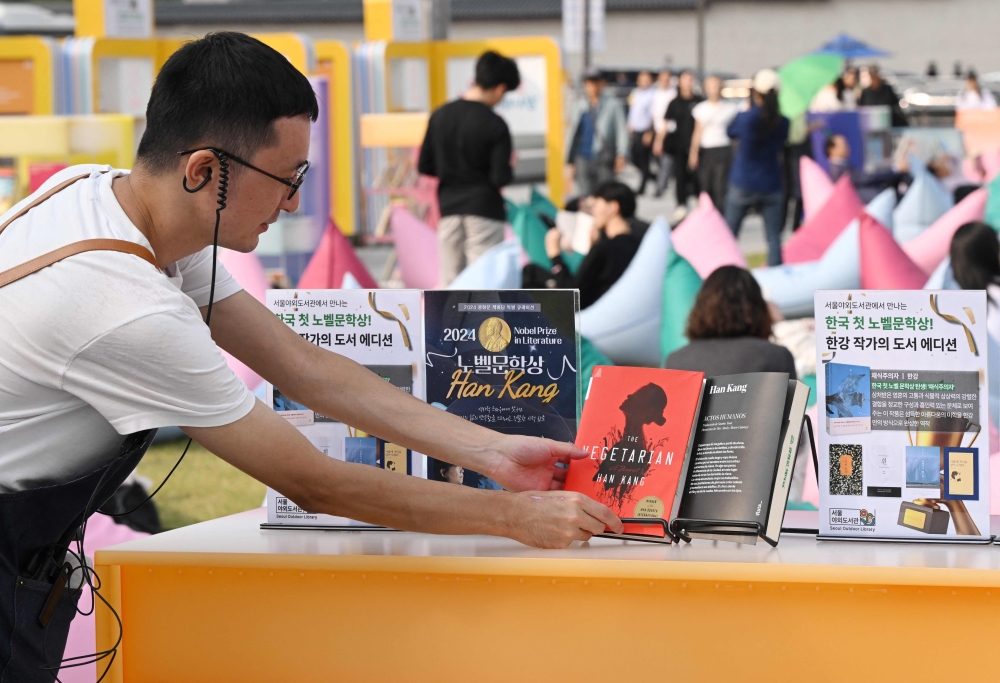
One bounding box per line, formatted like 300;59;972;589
664;265;796;378
950;221;1000;290
949;222;1000;432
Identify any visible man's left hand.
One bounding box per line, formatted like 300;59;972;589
614;155;626;173
485;435;588;492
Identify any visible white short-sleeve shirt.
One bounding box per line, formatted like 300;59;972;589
0;165;254;491
692;100;739;149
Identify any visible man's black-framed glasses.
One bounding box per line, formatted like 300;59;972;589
179;147;310;200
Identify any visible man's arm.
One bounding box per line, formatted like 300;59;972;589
184;401;621;548
206;291;581;493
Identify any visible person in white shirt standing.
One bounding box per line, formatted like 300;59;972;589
651;69;677;198
689;74;739;211
0;33;620;681
626;70;656;195
956;70;997;111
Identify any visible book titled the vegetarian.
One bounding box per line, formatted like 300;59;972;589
565;368;810;545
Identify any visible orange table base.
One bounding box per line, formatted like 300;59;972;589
94;509;1000;682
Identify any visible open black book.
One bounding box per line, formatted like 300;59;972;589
669;373;811;546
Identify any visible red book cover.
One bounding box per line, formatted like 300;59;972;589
564;366;705;538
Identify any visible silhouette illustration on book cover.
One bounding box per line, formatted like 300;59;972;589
593;383;670;508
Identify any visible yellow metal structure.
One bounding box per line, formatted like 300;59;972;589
378;37;565;206
359;112;429;148
0;114;134;199
0;37;56;114
315;40;357;236
71;0;106;39
429;37;565;207
362;0;394;42
95;508;1000;682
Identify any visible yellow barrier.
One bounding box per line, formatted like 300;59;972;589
316;40;357;236
359;112;429;148
0;114;134;200
0;36;57;115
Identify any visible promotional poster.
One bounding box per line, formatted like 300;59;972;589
424;290;580;489
815;290;991;542
265;289;424;527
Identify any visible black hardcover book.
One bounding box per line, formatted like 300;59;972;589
673;372;810;545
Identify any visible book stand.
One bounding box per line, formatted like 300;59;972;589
666;415;820;548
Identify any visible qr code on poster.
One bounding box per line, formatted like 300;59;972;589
829;444;863;496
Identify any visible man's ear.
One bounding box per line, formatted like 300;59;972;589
182;150;217;193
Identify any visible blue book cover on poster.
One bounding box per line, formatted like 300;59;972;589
424;290;581;489
825;362;872;435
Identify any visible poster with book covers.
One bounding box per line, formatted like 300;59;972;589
264;289;424;528
424;290;581;489
816;290;991;542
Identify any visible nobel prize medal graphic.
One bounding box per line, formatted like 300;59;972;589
478;317;512;353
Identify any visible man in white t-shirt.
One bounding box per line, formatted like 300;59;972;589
688;75;739;211
0;33;620;679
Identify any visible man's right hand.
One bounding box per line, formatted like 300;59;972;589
564;163;576;182
503;490;623;549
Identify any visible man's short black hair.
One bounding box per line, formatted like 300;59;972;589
593;181;636;219
475;51;520;91
137;32;319;173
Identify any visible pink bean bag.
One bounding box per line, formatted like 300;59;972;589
902;188;988;275
800;156;835;221
859;214;928;289
671;193;747;278
783;175;863;264
217;248;269;392
390;206;440;289
61;515;149;682
298;220;379;289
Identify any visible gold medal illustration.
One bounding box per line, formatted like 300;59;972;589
479;317;511;353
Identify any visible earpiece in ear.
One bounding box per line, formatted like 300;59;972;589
182;168;212;193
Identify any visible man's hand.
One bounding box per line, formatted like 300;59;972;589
486;434;588;492
688;150;699;170
544;227;562;259
642;130;654;146
614;155;626;173
505;491;623;549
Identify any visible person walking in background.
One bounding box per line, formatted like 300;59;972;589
689;74;737;211
724;69;790;266
655;69;703;220
651;69;677;198
664;266;796;378
565;68;628;198
521;181;641;310
627;70;656;195
859;65;907;127
956;70;997;111
418;51;519;286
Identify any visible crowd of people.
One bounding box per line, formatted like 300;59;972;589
417;49;1000;380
